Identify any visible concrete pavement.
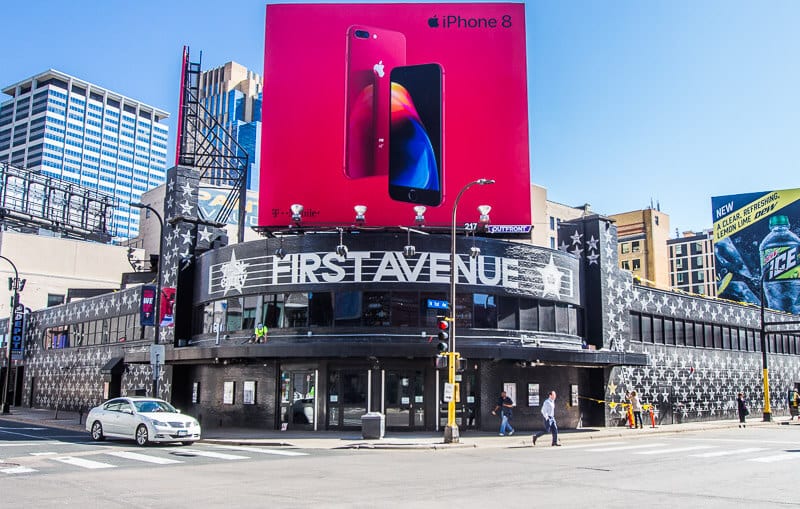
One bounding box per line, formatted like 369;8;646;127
0;406;791;450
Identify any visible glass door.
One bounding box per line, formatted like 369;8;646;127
384;370;424;430
279;370;317;431
327;370;368;429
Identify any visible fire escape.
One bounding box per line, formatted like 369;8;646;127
174;46;249;242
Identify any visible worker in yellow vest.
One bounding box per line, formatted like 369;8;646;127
254;323;268;343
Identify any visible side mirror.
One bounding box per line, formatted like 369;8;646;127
176;409;182;414
123;408;133;414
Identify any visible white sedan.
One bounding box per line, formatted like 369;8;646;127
86;397;201;446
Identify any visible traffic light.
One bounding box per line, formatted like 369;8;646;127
436;318;450;352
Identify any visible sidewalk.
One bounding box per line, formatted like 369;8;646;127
1;406;790;450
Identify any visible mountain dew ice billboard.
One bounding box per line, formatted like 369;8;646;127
712;189;800;314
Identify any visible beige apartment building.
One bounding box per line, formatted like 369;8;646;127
0;230;143;316
530;184;592;248
667;229;716;296
608;208;671;288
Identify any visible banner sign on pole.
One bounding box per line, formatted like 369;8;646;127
10;302;25;361
160;287;176;327
140;285;157;327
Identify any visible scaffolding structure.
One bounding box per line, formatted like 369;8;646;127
0;162;117;242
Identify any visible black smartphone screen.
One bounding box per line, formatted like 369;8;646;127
389;63;443;206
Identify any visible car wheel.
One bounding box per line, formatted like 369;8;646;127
90;421;105;441
135;424;150;446
179;441;194;446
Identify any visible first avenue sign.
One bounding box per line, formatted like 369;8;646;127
208;250;575;301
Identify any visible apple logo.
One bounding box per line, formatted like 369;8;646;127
428;15;439;28
373;60;385;78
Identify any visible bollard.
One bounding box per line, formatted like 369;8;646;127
649;406;656;428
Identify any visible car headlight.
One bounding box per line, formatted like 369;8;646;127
151;419;168;427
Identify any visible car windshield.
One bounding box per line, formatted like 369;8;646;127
133;400;177;413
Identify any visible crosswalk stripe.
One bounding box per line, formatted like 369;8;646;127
586;443;666;452
106;451;183;465
748;453;800;463
53;456;116;469
634;446;715;455
209;445;308;457
691;448;766;458
537;441;624;450
30;452;58;456
1;466;37;474
166;448;248;460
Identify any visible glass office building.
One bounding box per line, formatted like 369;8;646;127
199;61;262;190
0;70;170;239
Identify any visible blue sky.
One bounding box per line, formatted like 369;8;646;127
2;1;798;233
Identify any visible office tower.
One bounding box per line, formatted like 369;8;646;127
0;69;170;239
198;61;262;190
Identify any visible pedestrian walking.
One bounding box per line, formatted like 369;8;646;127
532;390;560;446
627;390;643;429
736;392;748;428
492;391;515;436
790;388;799;420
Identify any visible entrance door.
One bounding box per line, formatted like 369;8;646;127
279;370;317;431
327;370;368;429
384;370;424;429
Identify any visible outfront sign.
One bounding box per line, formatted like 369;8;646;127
259;2;531;229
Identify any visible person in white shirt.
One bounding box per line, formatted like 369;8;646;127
532;390;560;446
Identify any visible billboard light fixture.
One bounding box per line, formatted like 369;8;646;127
478;205;492;225
354;205;367;225
290;203;304;224
403;227;416;259
414;205;427;225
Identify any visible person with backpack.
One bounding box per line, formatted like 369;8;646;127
736;392;749;428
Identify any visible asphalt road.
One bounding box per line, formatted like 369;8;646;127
2;418;799;508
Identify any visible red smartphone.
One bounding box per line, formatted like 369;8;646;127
344;25;406;179
388;63;444;206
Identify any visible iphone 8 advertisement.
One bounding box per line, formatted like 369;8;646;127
344;26;406;179
261;3;530;229
389;64;443;206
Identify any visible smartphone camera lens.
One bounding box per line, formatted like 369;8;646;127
354;30;369;39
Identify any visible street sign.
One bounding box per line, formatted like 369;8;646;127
443;383;454;403
150;344;165;366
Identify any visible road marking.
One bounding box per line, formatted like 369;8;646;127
586;443;666;452
537;441;624;450
748;453;800;463
634;445;715;455
1;466;37;474
691;447;766;458
166;448;248;460
209;444;309;457
0;442;61;447
53;456;116;469
106;451;183;465
30;452;58;456
0;427;46;431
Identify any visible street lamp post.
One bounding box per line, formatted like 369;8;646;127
131;202;164;399
444;178;495;444
759;267;771;422
0;255;21;414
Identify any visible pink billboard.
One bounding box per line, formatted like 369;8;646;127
259;2;531;229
